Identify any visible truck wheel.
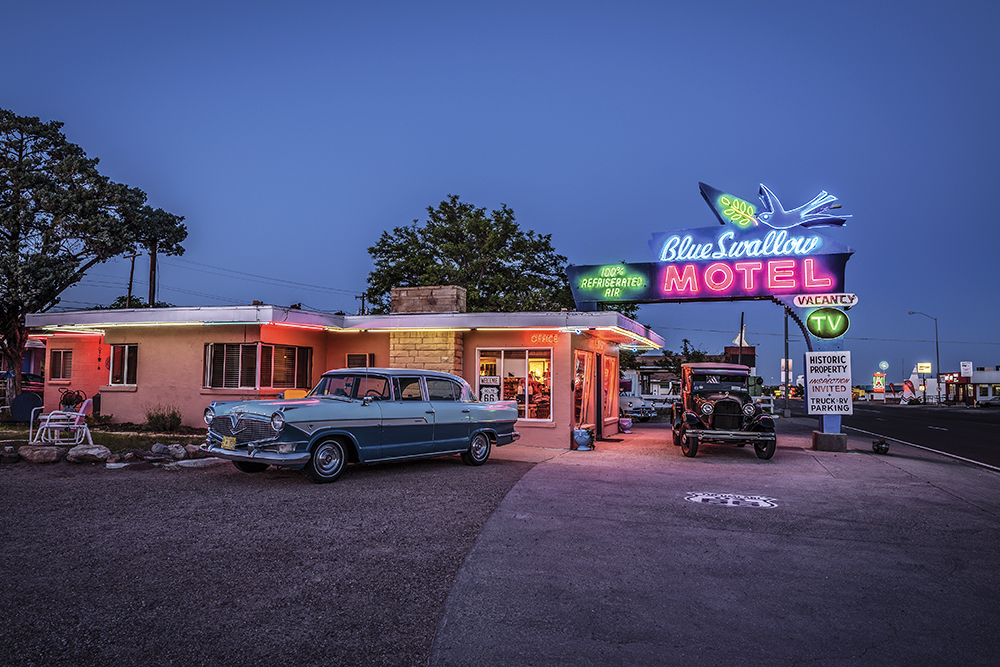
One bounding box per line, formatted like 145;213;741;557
681;431;699;458
672;422;682;447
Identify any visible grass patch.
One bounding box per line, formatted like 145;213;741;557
0;424;205;455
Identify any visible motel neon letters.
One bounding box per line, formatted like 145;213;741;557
566;183;854;308
660;258;833;296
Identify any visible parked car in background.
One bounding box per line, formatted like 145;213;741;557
0;370;44;396
619;393;656;422
977;396;1000;408
670;362;776;459
202;368;520;483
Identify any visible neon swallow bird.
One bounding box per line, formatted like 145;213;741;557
755;184;850;229
698;182;850;231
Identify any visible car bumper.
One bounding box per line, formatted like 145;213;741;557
496;430;520;446
686;429;776;443
201;440;311;467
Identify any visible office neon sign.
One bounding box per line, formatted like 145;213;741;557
567;182;854;307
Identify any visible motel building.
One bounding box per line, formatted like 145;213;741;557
24;286;664;448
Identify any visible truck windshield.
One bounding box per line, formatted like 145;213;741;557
691;374;748;392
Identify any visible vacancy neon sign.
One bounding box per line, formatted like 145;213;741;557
658;257;836;296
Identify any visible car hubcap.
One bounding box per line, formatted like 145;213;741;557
472;435;488;460
315;443;342;475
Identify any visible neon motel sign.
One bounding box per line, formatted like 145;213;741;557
567;182;854;307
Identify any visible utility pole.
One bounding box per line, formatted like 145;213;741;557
355;293;366;315
737;311;744;366
125;252;139;308
147;240;158;306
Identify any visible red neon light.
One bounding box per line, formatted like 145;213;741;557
658;258;839;298
663;264;698;293
803;258;833;288
704;262;734;292
733;261;763;290
767;260;796;290
265;322;327;331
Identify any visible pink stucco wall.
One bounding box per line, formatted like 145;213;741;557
42;324;619;447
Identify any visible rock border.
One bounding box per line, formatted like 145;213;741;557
3;442;220;469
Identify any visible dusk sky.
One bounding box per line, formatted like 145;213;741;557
4;1;998;385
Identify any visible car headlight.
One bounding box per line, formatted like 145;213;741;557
743;402;756;417
270;411;285;431
204;407;215;425
701;402;714;415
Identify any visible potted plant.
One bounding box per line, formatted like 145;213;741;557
572;427;595;450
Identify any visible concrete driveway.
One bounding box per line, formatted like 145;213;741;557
432;418;1000;666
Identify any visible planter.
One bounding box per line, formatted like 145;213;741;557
618;417;633;433
572;428;594;450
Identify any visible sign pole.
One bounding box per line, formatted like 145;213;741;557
783;307;790;418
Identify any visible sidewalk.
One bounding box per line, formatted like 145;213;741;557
431;419;1000;666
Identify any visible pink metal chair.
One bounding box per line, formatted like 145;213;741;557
31;398;94;446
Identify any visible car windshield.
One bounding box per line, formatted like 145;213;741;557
311;374;391;400
691;373;748;392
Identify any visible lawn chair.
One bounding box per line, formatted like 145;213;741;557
1;392;43;423
31;398;94;446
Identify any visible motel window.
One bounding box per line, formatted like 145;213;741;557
205;344;312;390
110;344;138;386
993;385;1000;397
980;385;989;397
51;350;73;380
477;349;552;420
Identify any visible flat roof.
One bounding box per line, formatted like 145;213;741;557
26;305;665;349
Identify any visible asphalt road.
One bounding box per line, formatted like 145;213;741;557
0;455;534;667
784;399;1000;468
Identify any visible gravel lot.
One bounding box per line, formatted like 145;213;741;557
0;455;534;667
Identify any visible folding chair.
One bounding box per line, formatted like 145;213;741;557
31;398;94;446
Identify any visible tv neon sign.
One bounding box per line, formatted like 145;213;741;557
566;182;854;307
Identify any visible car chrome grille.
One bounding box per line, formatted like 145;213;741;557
209;415;276;443
712;400;742;431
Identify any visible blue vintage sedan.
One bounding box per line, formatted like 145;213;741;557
202;368;520;483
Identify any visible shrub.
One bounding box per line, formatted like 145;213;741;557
143;404;183;432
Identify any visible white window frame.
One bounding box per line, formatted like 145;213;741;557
205;343;312;390
476;348;553;422
109;344;138;386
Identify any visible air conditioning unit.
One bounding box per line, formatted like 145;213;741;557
346;353;376;368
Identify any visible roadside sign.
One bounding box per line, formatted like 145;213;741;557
961;361;973;377
917;362;932;374
805;351;853;415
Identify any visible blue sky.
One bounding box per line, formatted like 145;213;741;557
4;1;998;384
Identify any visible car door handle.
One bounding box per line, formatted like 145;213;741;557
425;410;435;414
462;409;471;413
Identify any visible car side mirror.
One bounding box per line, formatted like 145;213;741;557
362;396;373;406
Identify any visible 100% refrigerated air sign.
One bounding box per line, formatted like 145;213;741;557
805;351;853;415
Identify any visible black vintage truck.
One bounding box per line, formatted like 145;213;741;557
671;362;776;459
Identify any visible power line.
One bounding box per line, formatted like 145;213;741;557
162;257;362;296
642;324;1000;347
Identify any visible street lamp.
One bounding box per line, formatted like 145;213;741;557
908;311;940;405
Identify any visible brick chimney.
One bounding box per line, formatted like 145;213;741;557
390;286;467;313
388;286;467;374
